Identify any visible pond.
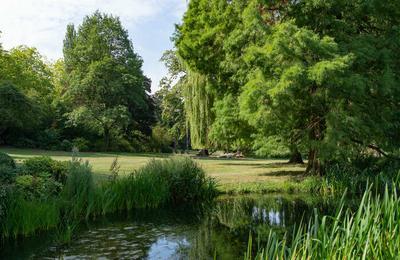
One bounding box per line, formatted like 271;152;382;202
0;194;338;259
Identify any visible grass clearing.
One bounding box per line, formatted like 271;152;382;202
0;147;308;193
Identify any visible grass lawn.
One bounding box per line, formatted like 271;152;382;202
0;147;310;194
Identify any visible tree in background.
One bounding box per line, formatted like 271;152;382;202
209;94;253;153
63;12;151;151
0;83;38;143
0;44;55;145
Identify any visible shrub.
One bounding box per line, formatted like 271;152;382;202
0;165;17;184
15;173;62;200
100;157;217;213
136;158;217;205
72;137;90;152
162;158;217;204
60;139;73;151
37;128;61;150
22;156;68;184
150;125;173;153
0;152;15;168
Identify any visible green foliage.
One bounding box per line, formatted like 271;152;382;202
142;158;217;205
0;165;16;184
61;160;95;219
15;173;62;200
0;83;38;142
22;156;69;184
240;21;352;174
63;11;151;151
1;195;59;239
209;94;253;152
150;125;173;153
252;135;291;159
155;74;186;151
183;71;214;149
0;151;16;168
71;137;90;152
247;186;400;259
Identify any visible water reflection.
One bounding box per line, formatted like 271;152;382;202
0;194;336;259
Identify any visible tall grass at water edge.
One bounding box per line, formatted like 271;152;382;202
245;185;400;259
0;157;217;240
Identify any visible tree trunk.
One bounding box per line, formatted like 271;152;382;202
104;127;111;151
306;148;324;176
197;149;209;157
173;136;177;154
288;146;303;164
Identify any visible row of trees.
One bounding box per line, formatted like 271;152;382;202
0;12;155;152
168;0;400;174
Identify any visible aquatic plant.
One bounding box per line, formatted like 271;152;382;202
100;157;217;213
1;194;59;239
245;186;400;259
1;157;218;240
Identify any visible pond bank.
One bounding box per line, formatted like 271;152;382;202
1;193;333;259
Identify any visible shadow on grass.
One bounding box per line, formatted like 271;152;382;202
217;162;304;168
258;170;305;177
0;146;173;159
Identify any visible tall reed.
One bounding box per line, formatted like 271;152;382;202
1;157;217;240
245;185;400;259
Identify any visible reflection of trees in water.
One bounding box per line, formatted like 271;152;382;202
2;196;342;259
188;217;243;260
193;194;338;256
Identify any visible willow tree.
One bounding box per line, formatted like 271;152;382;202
182;71;214;150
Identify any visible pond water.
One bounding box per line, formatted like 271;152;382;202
0;194;338;259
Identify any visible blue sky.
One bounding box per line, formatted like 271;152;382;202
0;0;187;92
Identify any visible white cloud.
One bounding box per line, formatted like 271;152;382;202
0;0;187;91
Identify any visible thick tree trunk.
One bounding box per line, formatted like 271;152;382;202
288;146;303;164
197;149;209;157
173;136;177;153
306;148;323;176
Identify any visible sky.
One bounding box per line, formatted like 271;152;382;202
0;0;187;92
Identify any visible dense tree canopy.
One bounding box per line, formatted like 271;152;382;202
175;0;400;174
0;12;157;152
63;12;151;150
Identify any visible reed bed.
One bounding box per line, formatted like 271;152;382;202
0;157;217;240
245;185;400;259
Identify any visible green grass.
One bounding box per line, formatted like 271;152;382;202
0;147;310;194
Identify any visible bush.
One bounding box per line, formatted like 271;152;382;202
0;165;17;184
22;156;68;184
60;139;73;151
100;157;217;213
72;137;90;152
15;173;62;200
0;152;15;168
37;128;61;150
150;125;173;153
13;138;37;149
136;158;217;205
